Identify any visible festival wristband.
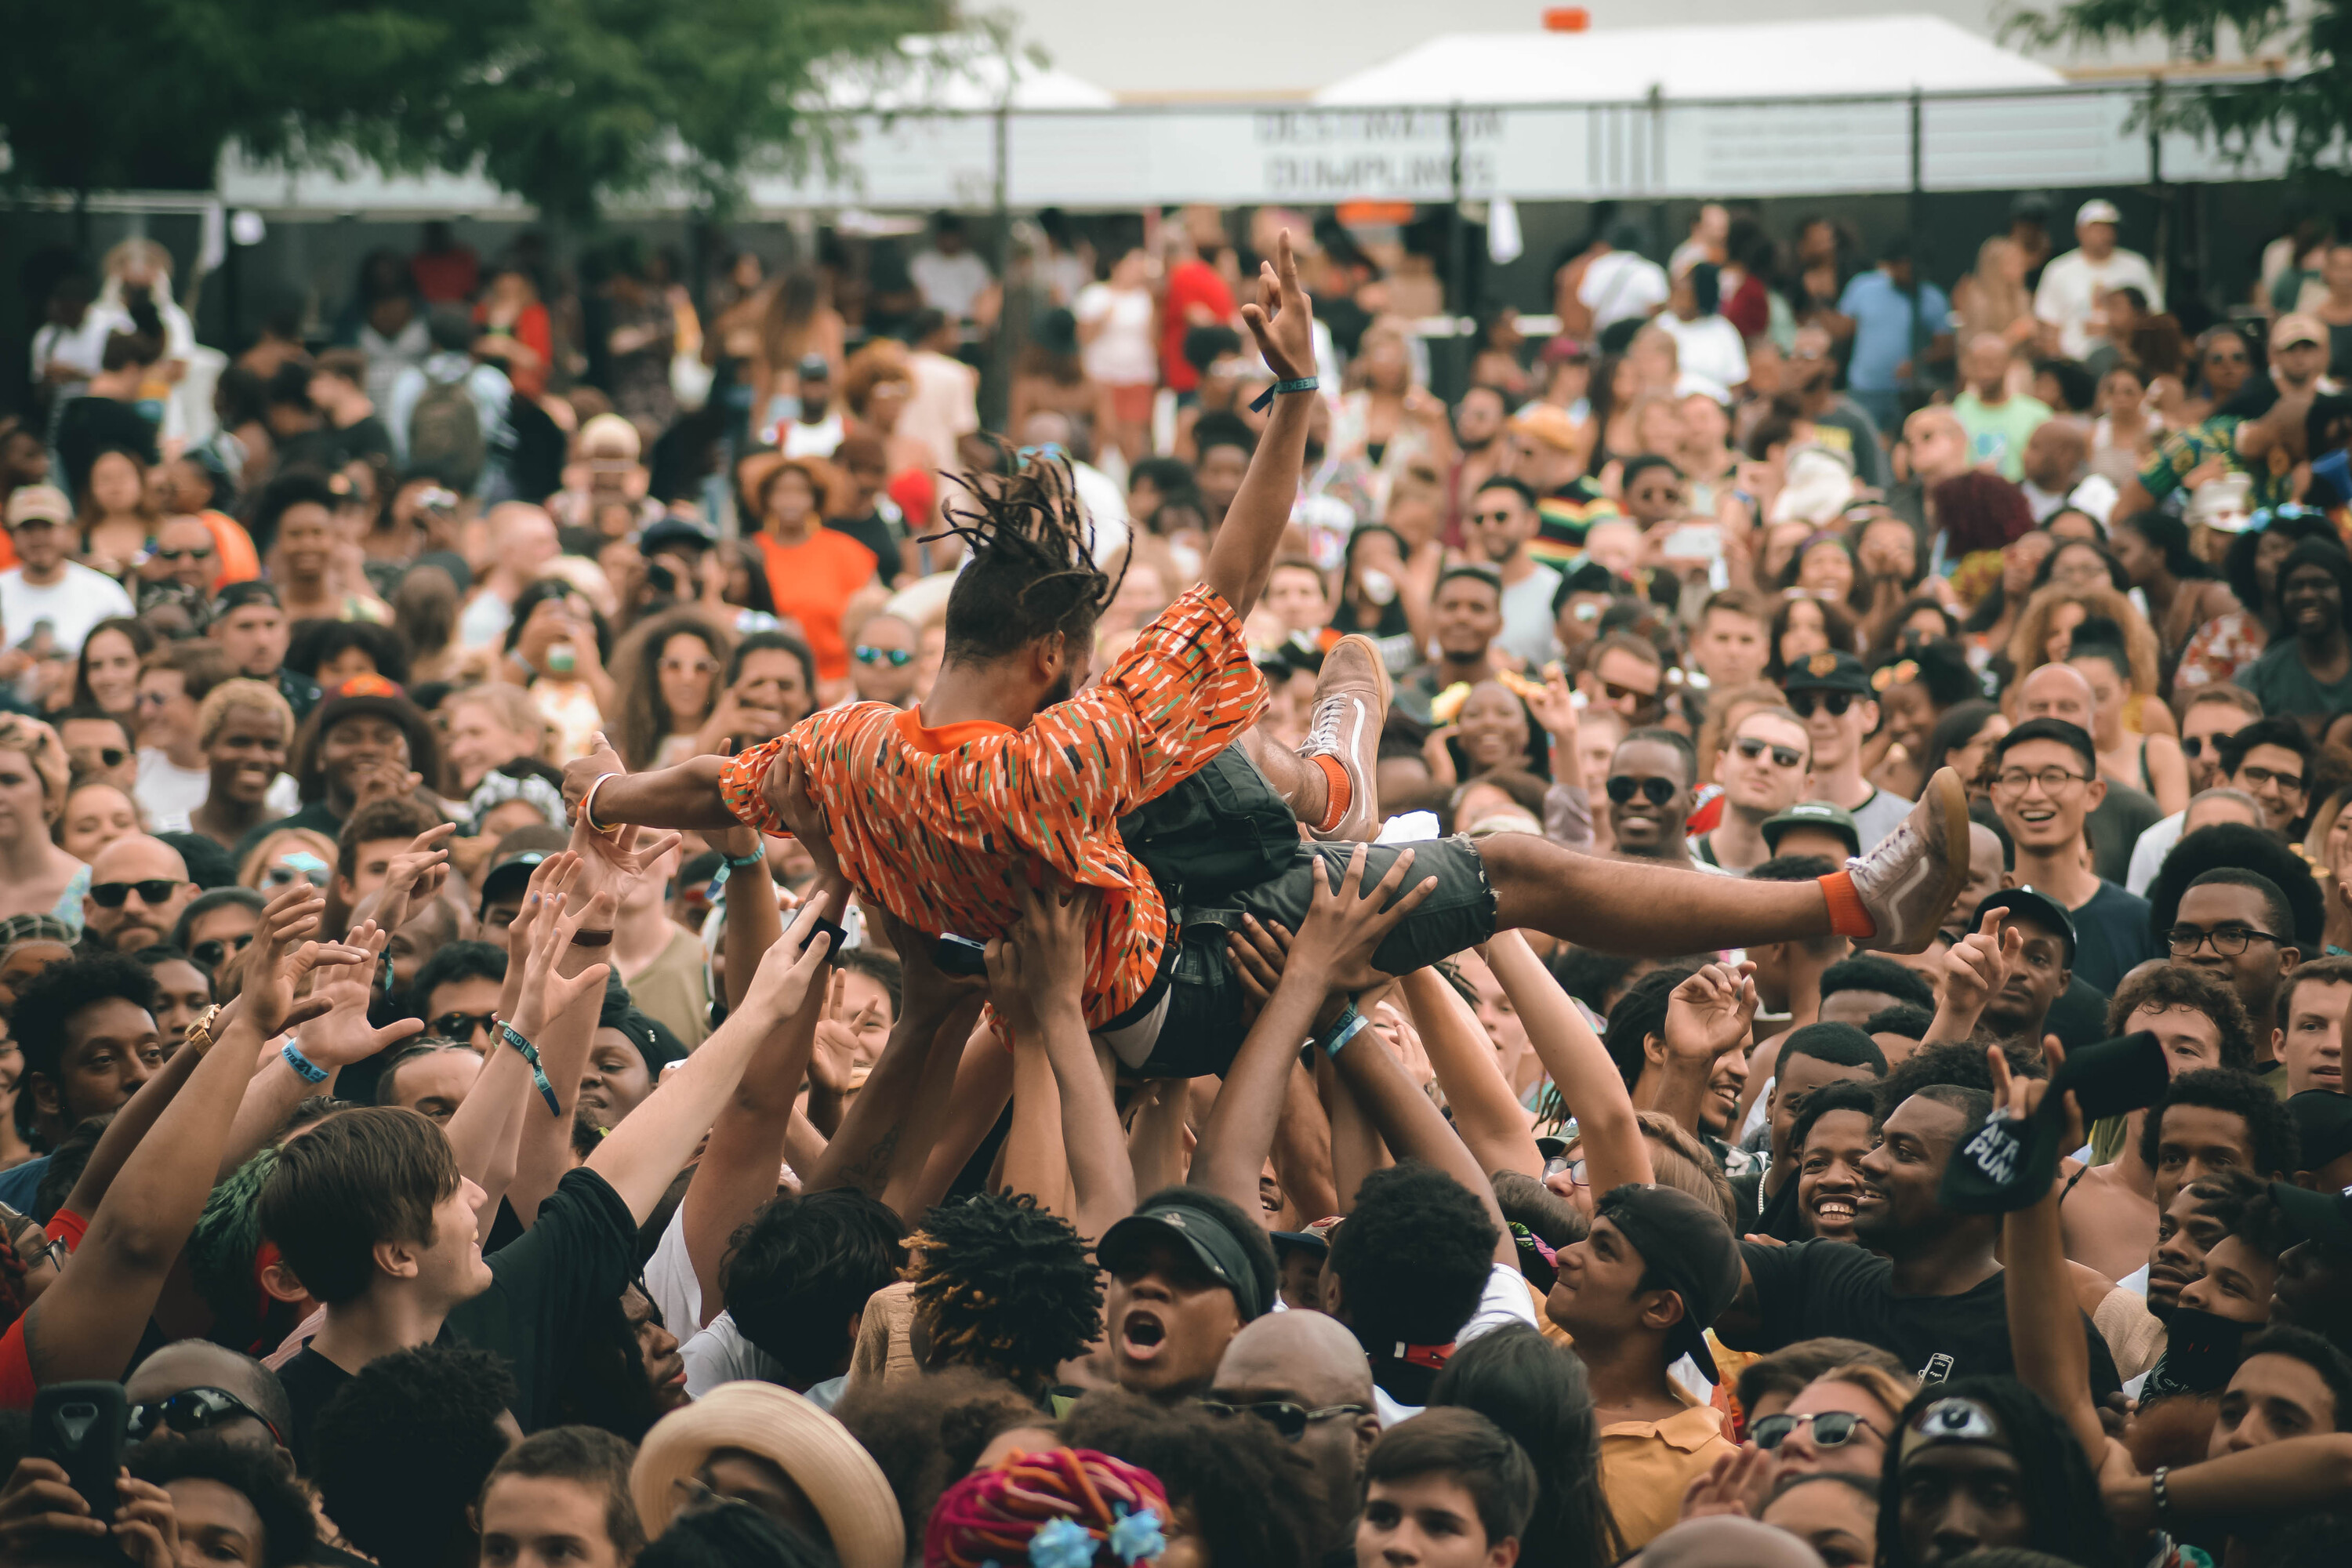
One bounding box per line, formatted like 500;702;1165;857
1319;1003;1370;1058
709;847;769;894
281;1041;328;1084
1249;376;1319;412
581;773;625;837
499;1022;562;1116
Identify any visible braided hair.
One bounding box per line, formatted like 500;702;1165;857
935;449;1128;667
924;1446;1171;1568
905;1191;1102;1395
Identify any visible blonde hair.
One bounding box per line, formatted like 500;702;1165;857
2005;581;2160;696
0;716;71;823
1635;1111;1737;1229
1810;1362;1922;1428
237;827;337;890
197;678;296;751
446;682;550;760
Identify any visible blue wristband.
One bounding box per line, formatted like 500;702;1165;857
499;1022;562;1117
709;847;769;895
1319;1004;1370;1058
281;1041;328;1084
1250;376;1319;412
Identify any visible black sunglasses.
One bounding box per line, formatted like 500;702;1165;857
1606;775;1678;805
127;1386;284;1449
89;879;183;908
1787;691;1856;719
153;545;215;562
1751;1410;1877;1450
1197;1399;1370;1441
1733;735;1805;769
432;1010;499;1040
191;931;255;970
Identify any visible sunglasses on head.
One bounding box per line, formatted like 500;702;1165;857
1196;1399;1371;1441
191;931;254;970
432;1010;499;1040
89;879;181;908
1733;735;1805;769
853;645;913;668
1787;691;1855;719
1606;775;1678;805
1751;1410;1878;1450
126;1386;283;1449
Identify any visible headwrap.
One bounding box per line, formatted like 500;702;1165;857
925;1447;1172;1568
1932;471;2036;556
465;764;568;834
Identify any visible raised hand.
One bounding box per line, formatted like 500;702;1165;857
1939;906;2021;1033
502;850;581;968
1226;913;1294;1027
742;899;837;1021
297;920;423;1070
808;971;861;1096
1988;1035;2081;1155
515;889;620;1037
1678;1445;1777;1523
0;1457;103;1550
1287;846;1439;996
351;757;424;811
1524;664;1581;753
1240;229;1315;384
561;733;627;822
1664;960;1759;1065
370;822;456;938
241;880;337;1039
870;900;985;1011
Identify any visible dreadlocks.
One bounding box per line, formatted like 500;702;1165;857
934;448;1128;666
906;1191;1102;1395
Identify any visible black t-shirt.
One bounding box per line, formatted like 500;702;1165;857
1728;1238;2122;1401
2065;880;2159;995
278;1167;637;1468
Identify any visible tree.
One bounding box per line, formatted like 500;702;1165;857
2006;0;2352;183
0;0;945;219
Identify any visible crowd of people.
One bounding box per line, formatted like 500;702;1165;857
0;186;2346;1568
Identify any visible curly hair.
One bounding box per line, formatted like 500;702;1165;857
2005;581;2159;695
2106;964;2256;1073
933;450;1128;667
834;1367;1048;1553
11;951;158;1120
610;608;733;771
2145;823;2325;950
2139;1067;2300;1178
130;1432;318;1568
905;1191;1102;1393
721;1189;906;1388
311;1343;517;1568
926;1443;1174;1568
1877;1038;2044;1120
1326;1162;1500;1350
1056;1391;1320;1568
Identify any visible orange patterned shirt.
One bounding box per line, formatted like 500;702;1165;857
719;586;1268;1028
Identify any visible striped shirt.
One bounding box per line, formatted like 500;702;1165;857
719;586;1267;1028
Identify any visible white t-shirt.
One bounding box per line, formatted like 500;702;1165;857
0;564;134;658
1076;283;1158;386
1580;251;1671;335
2034;248;2165;359
1653;314;1750;394
1497;564;1563;669
909;249;993;320
134;749;210;823
456;586;515;652
780;411;845;459
2126;810;2185;897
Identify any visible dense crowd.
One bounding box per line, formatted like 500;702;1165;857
0;191;2346;1568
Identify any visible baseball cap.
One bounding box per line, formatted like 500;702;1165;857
211;580;283;619
641;516;717;558
478;824;571;915
2273;312;2327;352
1780;648;1872;695
1098;1196;1275;1321
2;485;70;529
1594;1185;1741;1381
798;354;833;381
2272;1179;2352;1250
1760;801;1862;858
579;412;642;463
2288;1091;2352;1174
1271;1215;1342;1258
2075;198;2122;227
1969;887;2078;966
1508;402;1584;453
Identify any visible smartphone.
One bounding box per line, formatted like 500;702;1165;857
1662;523;1723;562
934;934;989;976
32;1380;127;1528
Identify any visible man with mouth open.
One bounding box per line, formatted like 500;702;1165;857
1095;1187;1278;1404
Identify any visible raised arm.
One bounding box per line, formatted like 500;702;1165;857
1201;230;1316;620
1645;961;1759;1142
1486;930;1654;1193
1329;991;1515;1265
506;886;625;1225
444;851;571;1229
1401;964;1543;1182
1991;1039;2107;1460
1924;907;2018;1048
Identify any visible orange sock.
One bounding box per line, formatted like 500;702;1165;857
1819;870;1878;939
1308;753;1351;833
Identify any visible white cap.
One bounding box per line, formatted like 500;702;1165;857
2076;198;2122;227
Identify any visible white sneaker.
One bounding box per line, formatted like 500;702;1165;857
1849;767;1972;955
1299;634;1390;843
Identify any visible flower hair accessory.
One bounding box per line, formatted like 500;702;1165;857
1871;659;1919;693
925;1447;1171;1568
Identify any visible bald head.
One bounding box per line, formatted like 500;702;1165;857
2016;662;2096;730
1213;1307;1374;1408
85;834;194;952
123;1340;292;1457
487;503;558;578
1638;1516;1827;1568
93;834;187;884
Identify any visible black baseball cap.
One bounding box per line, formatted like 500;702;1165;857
1595;1185;1741;1381
641;517;717;558
211;580;282;619
2288;1092;2352;1174
1760;801;1861;858
1271;1215;1341;1258
2272;1179;2352;1249
478;825;571;916
1780;649;1872;695
1099;1196;1275;1321
1970;887;2078;965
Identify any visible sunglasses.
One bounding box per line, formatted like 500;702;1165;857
74;746;127;770
127;1386;284;1450
1197;1399;1371;1441
191;931;254;970
1606;775;1678;805
1786;691;1855;718
154;544;215;562
1733;735;1805;769
1751;1410;1878;1450
853;645;913;668
89;879;182;908
1599;680;1657;705
432;1010;499;1040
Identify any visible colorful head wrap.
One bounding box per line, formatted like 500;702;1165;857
925;1447;1172;1568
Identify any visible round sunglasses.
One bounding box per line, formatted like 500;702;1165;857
854;645;913;668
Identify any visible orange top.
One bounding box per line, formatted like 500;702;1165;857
720;585;1266;1029
198;509;261;586
752;528;877;682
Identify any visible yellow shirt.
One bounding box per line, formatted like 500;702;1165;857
1598;1385;1737;1552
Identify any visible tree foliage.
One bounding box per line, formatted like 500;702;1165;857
0;0;946;218
2005;0;2352;183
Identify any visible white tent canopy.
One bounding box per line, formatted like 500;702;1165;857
1314;15;2066;104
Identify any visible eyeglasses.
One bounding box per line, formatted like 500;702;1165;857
1751;1411;1879;1450
659;657;719;677
1543;1151;1588;1187
2163;924;2285;958
2237;763;2306;794
432;1011;499;1040
1733;736;1805;769
127;1386;284;1450
191;932;254;970
1606;775;1678;806
853;645;913;668
154;544;215;562
1786;691;1855;719
1991;766;2090;794
1197;1400;1371;1441
90;879;183;908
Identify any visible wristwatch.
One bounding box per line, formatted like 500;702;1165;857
183;1004;224;1056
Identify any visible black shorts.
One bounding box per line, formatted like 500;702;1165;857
1134;835;1499;1080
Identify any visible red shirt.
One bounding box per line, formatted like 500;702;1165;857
1160;260;1235;393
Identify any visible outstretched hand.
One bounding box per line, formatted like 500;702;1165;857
744;898;839;1020
296;920;423;1069
759;746;837;880
1664;960;1759;1064
1287;845;1439;996
370;822;456;937
985;873;1098;1039
514;889;621;1036
1240;230;1315;384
